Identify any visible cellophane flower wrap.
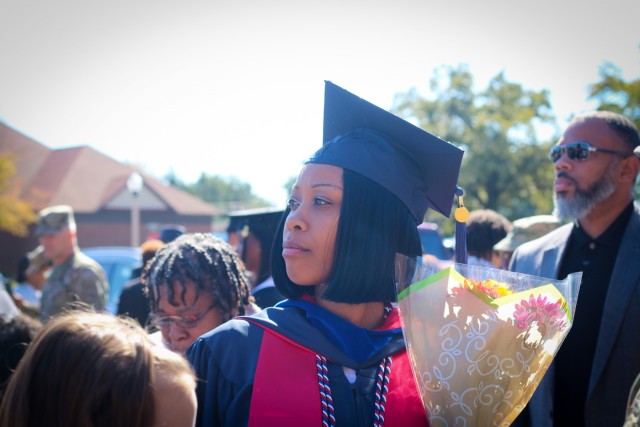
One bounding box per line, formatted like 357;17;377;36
395;254;581;427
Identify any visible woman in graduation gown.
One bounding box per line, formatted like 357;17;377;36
187;81;464;427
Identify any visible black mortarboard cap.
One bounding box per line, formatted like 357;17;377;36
226;207;285;238
309;81;464;223
159;225;186;243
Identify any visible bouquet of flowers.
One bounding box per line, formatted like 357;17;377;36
395;255;582;426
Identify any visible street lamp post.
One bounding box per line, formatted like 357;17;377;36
126;171;143;248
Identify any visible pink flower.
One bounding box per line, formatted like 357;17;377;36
513;294;567;334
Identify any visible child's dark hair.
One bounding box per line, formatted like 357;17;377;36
143;233;251;322
271;168;422;303
466;209;511;261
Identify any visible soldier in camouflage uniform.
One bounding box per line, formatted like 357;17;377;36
36;205;109;322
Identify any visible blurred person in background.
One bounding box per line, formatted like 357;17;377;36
227;207;285;308
0;314;41;402
11;246;51;317
117;239;165;327
0;310;197;427
143;233;258;354
465;209;511;268
0;273;20;318
493;215;562;269
36;205;108;322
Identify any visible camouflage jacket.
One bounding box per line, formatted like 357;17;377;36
40;251;109;321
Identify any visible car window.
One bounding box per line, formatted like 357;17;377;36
107;262;135;314
82;247;141;314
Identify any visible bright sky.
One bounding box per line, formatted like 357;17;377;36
1;0;638;206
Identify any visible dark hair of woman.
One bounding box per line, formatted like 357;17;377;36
271;168;422;303
143;233;252;322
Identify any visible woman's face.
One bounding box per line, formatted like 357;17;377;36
154;280;224;354
282;163;342;288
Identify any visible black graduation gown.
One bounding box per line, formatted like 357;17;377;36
251;284;284;309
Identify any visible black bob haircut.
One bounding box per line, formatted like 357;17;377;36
271;168;422;304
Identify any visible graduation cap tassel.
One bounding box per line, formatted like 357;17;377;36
454;187;469;264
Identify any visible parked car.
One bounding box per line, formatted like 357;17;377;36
417;223;452;260
82;246;141;314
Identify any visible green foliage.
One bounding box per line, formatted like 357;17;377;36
164;168;181;187
588;59;640;196
588;61;640;128
169;172;272;212
394;65;557;233
162;57;640;230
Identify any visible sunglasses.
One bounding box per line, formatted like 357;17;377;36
549;141;632;163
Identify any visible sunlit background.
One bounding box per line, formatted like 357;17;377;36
1;0;638;205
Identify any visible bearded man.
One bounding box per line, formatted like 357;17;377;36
509;111;640;427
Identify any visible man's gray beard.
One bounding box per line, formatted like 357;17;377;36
553;164;617;221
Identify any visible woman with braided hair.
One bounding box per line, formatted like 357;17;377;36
143;232;259;354
186;82;464;427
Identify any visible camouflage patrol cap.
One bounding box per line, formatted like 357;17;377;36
36;205;76;236
493;215;561;252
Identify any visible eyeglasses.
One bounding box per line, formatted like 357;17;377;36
149;304;216;329
549;141;633;163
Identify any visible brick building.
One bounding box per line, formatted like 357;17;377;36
0;122;218;278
